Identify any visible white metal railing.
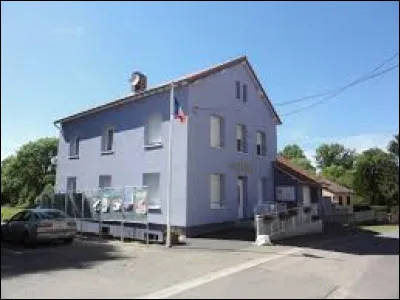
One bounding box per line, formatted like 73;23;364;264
254;204;321;245
254;202;287;215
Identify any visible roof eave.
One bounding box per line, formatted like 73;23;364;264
53;55;282;126
54;56;248;125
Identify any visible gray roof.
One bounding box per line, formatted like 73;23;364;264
319;177;354;194
54;56;282;125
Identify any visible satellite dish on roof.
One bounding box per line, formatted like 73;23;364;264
129;72;147;93
131;73;141;86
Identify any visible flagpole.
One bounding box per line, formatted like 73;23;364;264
166;82;174;248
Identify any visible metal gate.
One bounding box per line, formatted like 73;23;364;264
35;186;157;242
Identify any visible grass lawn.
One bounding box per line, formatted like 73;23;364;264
360;224;399;234
1;206;23;221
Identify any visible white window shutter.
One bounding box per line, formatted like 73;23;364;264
210;116;221;147
256;132;261;145
210;174;222;207
147;113;162;145
143;173;161;209
236;125;243;139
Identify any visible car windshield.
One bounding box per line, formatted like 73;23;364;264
37;211;67;220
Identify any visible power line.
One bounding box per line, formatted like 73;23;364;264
191;63;398;119
275;52;399;107
281;63;399;117
275;90;335;107
186;53;398;119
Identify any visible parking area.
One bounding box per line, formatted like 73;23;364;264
1;235;288;299
1;227;398;299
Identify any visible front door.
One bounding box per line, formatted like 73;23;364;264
237;177;245;219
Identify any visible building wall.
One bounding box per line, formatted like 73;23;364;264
55;61;281;230
55;87;189;227
274;167;302;205
185;62;279;227
274;167;322;208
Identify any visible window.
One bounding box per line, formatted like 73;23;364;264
256;131;266;156
210;174;224;209
9;210;27;222
258;178;267;204
346;196;351;206
101;127;114;152
21;211;33;221
37;211;67;220
236;124;247;153
145;113;162;147
235;81;241;100
242;84;247;102
338;196;343;206
99;175;112;189
143;173;161;210
67;177;77;194
210;115;224;148
69;137;79;157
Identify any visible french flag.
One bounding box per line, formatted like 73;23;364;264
174;97;186;123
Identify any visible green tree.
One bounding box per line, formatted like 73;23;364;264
388;134;399;159
320;165;354;188
1;137;58;206
280;144;305;160
1;155;20;205
353;148;399;207
279;144;316;173
315;143;357;170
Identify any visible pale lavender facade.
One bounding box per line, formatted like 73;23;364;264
54;57;280;236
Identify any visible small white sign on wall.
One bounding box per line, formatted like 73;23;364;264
276;186;296;202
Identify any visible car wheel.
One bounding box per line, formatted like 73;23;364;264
63;237;74;245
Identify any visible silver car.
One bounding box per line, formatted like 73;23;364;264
1;208;77;246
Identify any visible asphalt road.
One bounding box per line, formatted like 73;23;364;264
169;230;399;299
1;228;398;299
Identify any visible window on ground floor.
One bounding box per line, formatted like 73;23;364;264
99;175;112;189
66;177;77;194
210;173;225;209
338;196;343;206
143;173;161;210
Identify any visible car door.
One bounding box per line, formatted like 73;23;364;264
7;210;28;242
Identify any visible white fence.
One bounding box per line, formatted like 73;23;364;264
254;204;322;245
352;210;396;224
323;205;397;225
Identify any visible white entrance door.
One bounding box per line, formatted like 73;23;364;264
237;177;244;219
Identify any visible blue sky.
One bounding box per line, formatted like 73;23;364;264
1;1;399;161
